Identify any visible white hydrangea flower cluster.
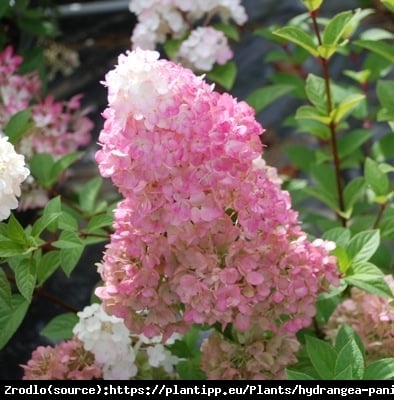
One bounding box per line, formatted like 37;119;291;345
0;134;30;221
176;27;233;71
73;303;138;380
73;303;181;379
129;0;247;71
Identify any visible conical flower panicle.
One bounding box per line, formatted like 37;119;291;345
95;48;339;377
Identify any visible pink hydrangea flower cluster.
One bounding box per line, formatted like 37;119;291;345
21;338;102;380
325;275;394;361
0;45;93;209
0;46;40;127
200;328;300;379
95;46;339;373
129;0;247;71
19;93;93;160
0;46;92;160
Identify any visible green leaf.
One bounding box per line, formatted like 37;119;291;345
354;40;394;63
334;365;356;380
41;196;62;232
44;195;62;213
6;214;28;245
271;72;306;99
377;80;394;121
379;216;394;240
273;26;318;57
311;163;338;196
36;250;61;285
338;129;371;159
81;234;108;246
305;74;327;114
343;69;371;85
78;177;103;212
377;80;394;113
316;286;344;322
335;325;364;356
360;28;394;41
332;247;350;273
19;47;45;75
295;119;331;140
372;134;394;162
303;187;340;213
170;326;210;379
346;230;380;264
318;46;340;61
348;215;376;235
59;212;79;232
363;51;392;82
265;49;294;63
0;295;29;349
163;37;183;59
364;158;390;196
175;358;206;380
381;0;394;12
301;0;323;11
14;257;36;301
363;358;394;380
369;243;392;273
0;240;28;257
295;105;331;124
323;227;351;248
335;340;365;380
60;246;84;276
207;61;237;90
378;108;394;123
40;312;78;341
87;214;113;233
331;93;366;123
31;211;62;237
305;335;337;380
322;11;356;46
345;262;393;298
285;369;316;380
246;84;294;113
51;152;83;184
30;152;82;188
171;325;205;358
343;177;366;216
377;107;394;123
284;144;315;172
29;153;55;187
4;109;32;144
0;268;12;310
1;222;13;239
52;231;82;249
